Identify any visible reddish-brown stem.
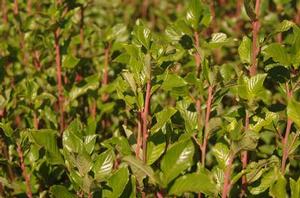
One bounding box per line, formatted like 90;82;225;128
156;191;163;198
89;100;96;119
1;0;8;24
54;29;65;133
27;0;32;14
17;144;32;198
236;0;243;17
241;110;249;196
33;50;41;70
222;155;234;198
136;111;143;159
193;31;201;77
201;86;213;166
295;6;300;25
101;44;111;102
33;111;39;129
249;0;261;76
80;6;84;50
142;80;151;163
13;0;19;16
281;83;293;173
141;0;149;18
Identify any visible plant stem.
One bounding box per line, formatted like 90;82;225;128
142;79;151;163
222;154;234;198
249;0;261;76
27;0;32;14
281;82;293;173
193;31;201;77
241;110;249;196
201;85;213;166
17;143;32;198
141;0;149;18
101;44;111;102
1;0;8;24
136;111;143;159
80;5;84;50
13;0;19;16
236;0;242;17
54;28;65;133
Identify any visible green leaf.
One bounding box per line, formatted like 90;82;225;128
238;74;267;100
244;0;256;20
50;185;76;198
29;129;63;165
62;120;83;153
146;131;166;165
103;167;129;198
238;36;252;64
250;110;279;132
151;107;177;133
133;20;151;50
232;130;259;152
169;171;217;196
269;173;287;198
212;143;230;169
67;74;99;104
186;0;201;29
122;71;137;94
161;73;187;91
92;149;115;180
0;122;13;138
250;167;278;195
287;98;300;128
123;156;159;185
160;139;195;186
208;33;230;49
290;177;300;198
274;20;295;34
263;43;291;66
62;54;80;69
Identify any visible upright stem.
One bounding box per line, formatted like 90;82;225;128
17;144;32;198
54;29;64;133
201;86;213;166
241;1;261;195
101;44;111;102
142;79;151;163
249;0;261;76
241;110;249;196
13;0;19;16
222;155;234;198
136;111;143;159
27;0;32;14
281;83;293;173
1;0;8;24
80;5;84;50
193;31;201;77
141;0;149;18
236;0;243;17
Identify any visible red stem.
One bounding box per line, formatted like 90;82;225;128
17;144;32;198
136;111;143;159
281;83;293;173
201;86;213;166
101;44;111;102
13;0;19;16
2;0;8;24
249;0;261;76
142;79;151;163
80;6;84;50
236;0;242;17
54;29;65;133
221;155;234;198
141;0;149;18
241;110;249;196
27;0;32;14
33;111;39;129
193;31;201;77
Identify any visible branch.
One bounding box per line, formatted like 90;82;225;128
17;144;32;198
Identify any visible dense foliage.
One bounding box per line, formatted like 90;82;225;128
1;0;300;197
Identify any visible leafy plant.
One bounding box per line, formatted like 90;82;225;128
0;0;300;197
